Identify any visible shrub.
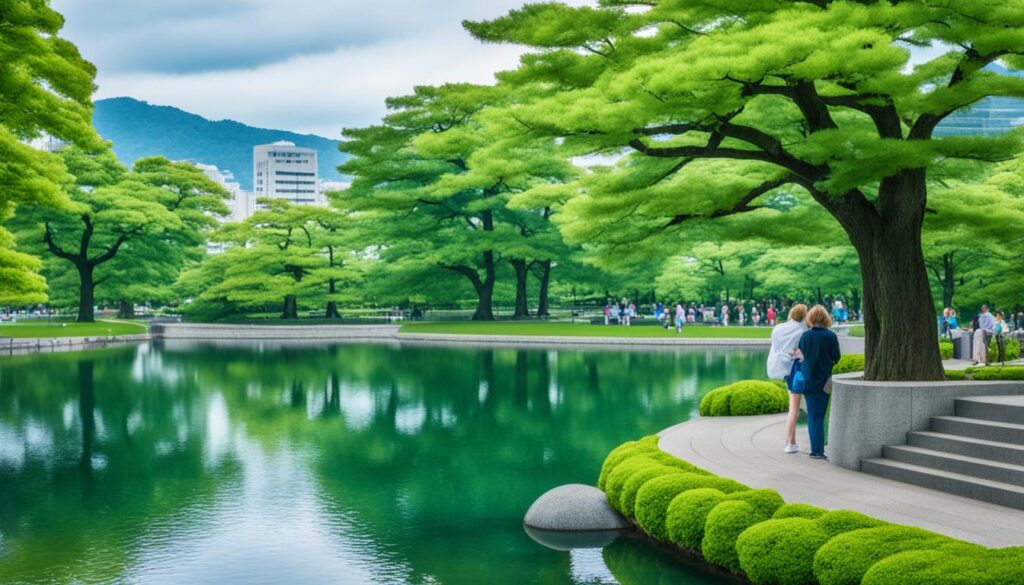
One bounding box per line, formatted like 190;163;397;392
702;501;767;573
737;518;831;585
772;503;827;520
971;365;1024;380
814;509;887;538
699;381;788;417
635;474;749;541
939;338;954;360
861;546;1023;585
988;336;1022;363
604;456;666;513
730;489;786;519
945;369;967;380
645;449;711;476
812;525;965;585
597;435;659;489
832;354;864;375
619;464;681;517
665;488;727;549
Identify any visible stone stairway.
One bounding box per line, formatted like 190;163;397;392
862;395;1024;510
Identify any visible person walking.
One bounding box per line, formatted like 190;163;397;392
675;302;685;334
995;311;1010;363
768;304;809;454
721;304;730;327
766;305;776;327
603;304;610;325
798;305;841;460
947;309;958;338
752;306;761;326
973;305;996;365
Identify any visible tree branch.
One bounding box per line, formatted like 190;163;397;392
43;223;80;262
663;176;792;228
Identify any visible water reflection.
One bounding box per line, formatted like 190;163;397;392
0;342;767;584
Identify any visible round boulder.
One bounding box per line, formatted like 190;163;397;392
524;483;631;531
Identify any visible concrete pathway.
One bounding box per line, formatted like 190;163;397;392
658;414;1024;547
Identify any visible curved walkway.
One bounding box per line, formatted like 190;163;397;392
658;414;1024;547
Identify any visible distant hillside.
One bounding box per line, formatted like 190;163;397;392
93;97;347;190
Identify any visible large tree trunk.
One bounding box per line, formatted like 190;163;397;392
536;260;552;318
472;252;496;321
282;295;299;320
77;263;95;323
511;258;529;319
941;253;955;308
325;301;341;319
836;173;944;381
117;300;133;319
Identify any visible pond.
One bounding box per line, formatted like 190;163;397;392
0;341;769;585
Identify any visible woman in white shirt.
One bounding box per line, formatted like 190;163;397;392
767;304;809;453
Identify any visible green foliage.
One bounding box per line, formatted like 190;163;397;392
635;474;749;541
736;518;830;585
702;501;766;573
945;369;968;380
814;510;887;539
813;525;965;585
665;488;727;549
939;339;954;360
699;381;788;417
832;355;865;375
772;503;827;520
943;365;1024;381
731;489;786;520
619;465;680;518
603;456;666;514
988;336;1022;363
597;439;643;490
861;546;1024;585
0;1;101;303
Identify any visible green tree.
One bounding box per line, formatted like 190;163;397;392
0;1;101;303
14;149;228;322
467;1;1024;380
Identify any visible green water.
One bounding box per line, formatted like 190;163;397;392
0;342;768;585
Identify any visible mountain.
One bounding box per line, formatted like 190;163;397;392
93;97;347;191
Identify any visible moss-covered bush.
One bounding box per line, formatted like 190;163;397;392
597;436;659;489
699;381;788;417
812;525;965;585
814;509;887;538
988;336;1022;363
939;338;954;360
619;464;681;517
665;488;727;549
702;500;766;573
736;518;831;585
832;354;864;375
731;489;786;519
635;474;748;541
772;502;827;520
861;546;1023;585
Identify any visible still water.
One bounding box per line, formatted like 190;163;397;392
0;341;768;585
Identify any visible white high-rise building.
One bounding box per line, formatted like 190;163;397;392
194;163;255;222
253;141;324;206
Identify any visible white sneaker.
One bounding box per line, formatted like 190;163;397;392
784;443;800;454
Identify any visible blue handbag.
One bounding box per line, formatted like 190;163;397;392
786;359;806;394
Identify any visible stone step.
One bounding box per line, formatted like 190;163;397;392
930;416;1024;444
861;458;1024;510
956;396;1024;426
908;431;1024;466
883;445;1024;485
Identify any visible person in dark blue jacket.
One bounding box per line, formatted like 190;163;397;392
797;305;841;459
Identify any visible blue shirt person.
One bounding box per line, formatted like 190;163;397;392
797;306;841;459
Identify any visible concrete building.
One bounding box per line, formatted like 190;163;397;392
253;141;324;206
194;163;255;223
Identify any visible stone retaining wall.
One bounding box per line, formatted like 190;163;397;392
0;334;153;356
828;378;1024;469
156;323;401;340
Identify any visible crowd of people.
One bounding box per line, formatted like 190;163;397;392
941;305;1020;365
601;297;856;332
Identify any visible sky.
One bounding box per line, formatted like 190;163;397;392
51;0;585;138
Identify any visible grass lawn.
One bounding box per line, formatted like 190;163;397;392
400;321;773;339
0;319;148;338
847;325;865;337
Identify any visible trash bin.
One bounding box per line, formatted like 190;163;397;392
952;331;972;360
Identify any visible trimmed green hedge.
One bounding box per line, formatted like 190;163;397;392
939;339;954;360
703;500;766;573
813;525;968;585
944;365;1024;381
988;336;1021;363
635;473;748;541
699;380;789;416
832;354;864;375
597;437;1017;584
